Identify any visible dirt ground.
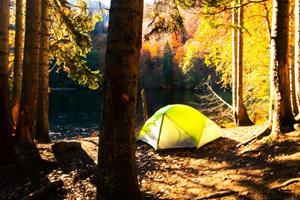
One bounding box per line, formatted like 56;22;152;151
0;126;299;199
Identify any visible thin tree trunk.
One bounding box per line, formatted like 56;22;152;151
11;0;24;135
291;57;299;115
141;88;149;121
17;0;41;144
270;0;294;138
97;0;143;199
263;2;273;128
295;0;300;118
36;0;50;143
263;2;271;42
236;0;254;126
0;0;14;162
232;0;238;122
278;0;294;127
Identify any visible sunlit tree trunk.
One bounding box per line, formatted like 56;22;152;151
97;0;143;199
17;0;41;144
236;0;254;126
11;0;24;135
270;0;294;138
0;0;14;162
232;0;238;122
295;0;300;117
36;0;50;143
290;56;298;115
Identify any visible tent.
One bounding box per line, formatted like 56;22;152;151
138;104;222;149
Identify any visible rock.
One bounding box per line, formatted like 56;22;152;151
293;123;300;131
52;142;82;154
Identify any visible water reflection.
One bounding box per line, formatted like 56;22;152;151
49;89;230;138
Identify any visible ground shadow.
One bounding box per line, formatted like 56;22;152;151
0;143;59;200
52;141;97;184
136;137;300;199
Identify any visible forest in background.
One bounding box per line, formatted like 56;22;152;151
6;0;272;124
7;0;275;124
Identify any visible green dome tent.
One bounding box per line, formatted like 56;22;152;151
138;104;222;149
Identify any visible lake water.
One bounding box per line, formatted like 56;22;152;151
49;89;231;138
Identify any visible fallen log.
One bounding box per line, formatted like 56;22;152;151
197;190;238;199
21;179;63;200
271;178;300;189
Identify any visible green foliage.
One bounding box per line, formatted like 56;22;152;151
49;0;103;90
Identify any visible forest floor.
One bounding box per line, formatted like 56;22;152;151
0;125;300;200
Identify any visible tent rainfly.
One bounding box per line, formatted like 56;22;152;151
138;104;222;149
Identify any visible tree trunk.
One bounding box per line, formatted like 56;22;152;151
232;0;238;122
11;0;24;135
96;0;143;199
270;0;294;138
17;0;41;144
295;0;300;117
236;0;254;126
263;2;272;42
36;0;50;143
0;0;14;162
291;57;299;115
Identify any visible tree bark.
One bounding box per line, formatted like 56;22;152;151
232;0;238;122
97;0;143;199
295;0;300;117
36;0;50;143
236;0;254;126
0;0;14;162
11;0;24;135
17;0;41;144
291;58;298;115
270;0;294;137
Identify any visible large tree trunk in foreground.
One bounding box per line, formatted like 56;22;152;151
36;0;50;143
236;0;254;126
97;0;143;199
295;0;300;117
17;0;41;144
0;0;14;162
270;0;294;137
11;0;24;135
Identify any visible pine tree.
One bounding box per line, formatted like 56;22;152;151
36;0;50;142
97;0;143;199
269;0;294;138
11;0;24;134
0;0;14;162
17;0;41;143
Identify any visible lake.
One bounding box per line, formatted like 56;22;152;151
49;89;232;138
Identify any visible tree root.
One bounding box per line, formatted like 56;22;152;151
21;180;63;200
271;178;300;189
236;124;270;149
197;190;238;199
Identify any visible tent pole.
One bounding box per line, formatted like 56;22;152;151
156;114;165;148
